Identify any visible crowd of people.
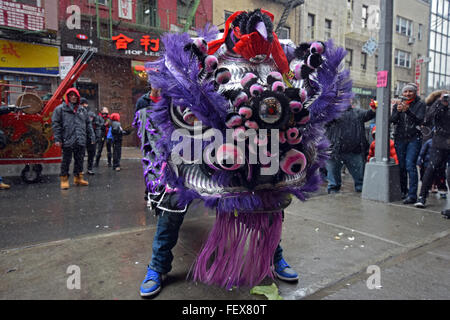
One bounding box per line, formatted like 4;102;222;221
323;83;449;210
51;87;131;190
0;87;131;191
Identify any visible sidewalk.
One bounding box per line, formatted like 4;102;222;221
0;154;449;300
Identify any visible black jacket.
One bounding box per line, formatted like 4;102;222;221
390;97;426;141
135;93;152;112
427;101;450;150
52;102;95;148
85;109;103;143
325;107;375;155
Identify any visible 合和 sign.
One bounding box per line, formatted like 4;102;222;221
112;33;160;56
0;0;44;31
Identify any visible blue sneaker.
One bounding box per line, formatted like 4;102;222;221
140;267;162;297
274;258;299;282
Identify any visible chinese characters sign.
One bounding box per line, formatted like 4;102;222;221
0;0;44;31
112;33;160;56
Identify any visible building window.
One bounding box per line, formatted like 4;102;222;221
307;13;315;39
278;26;290;39
362;5;368;29
89;0;108;5
346;48;353;68
325;19;332;40
361;52;367;70
177;0;195;28
395;16;413;37
394;49;411;68
137;0;158;27
418;23;423;41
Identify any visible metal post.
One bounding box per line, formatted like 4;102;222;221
362;0;402;202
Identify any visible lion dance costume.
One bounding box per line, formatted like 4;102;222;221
135;9;353;289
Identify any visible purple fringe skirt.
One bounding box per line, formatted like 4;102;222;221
191;210;283;290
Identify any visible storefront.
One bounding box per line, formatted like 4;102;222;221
60;20;163;146
0;39;60;106
352;86;377;110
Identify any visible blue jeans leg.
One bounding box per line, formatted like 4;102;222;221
395;141;408;195
405;138;421;199
342;153;365;192
150;210;186;274
325;157;343;192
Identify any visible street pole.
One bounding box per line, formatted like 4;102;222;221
362;0;402;202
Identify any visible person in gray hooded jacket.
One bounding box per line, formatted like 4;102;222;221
52;88;95;189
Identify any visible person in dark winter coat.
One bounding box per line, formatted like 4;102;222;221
134;85;162;207
109;113;131;171
416;137;448;198
390;83;426;204
80;98;102;175
52;88;95;189
95;107;112;167
135;86;161;112
324;103;376;193
415;91;450;208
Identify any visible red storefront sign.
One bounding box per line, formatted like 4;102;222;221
0;0;44;31
112;34;160;53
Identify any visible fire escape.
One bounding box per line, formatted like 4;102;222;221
273;0;305;36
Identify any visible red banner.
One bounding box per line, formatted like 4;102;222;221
0;0;44;31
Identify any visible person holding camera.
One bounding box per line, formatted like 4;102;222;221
414;91;450;208
390;83;426;204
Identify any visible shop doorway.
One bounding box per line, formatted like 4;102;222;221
76;82;99;112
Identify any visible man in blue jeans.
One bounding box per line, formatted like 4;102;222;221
140;205;298;298
324;103;376;193
390;83;426;204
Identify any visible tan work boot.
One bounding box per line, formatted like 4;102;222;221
60;175;69;190
74;173;89;186
0;182;10;190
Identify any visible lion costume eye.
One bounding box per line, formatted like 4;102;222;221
216;144;245;171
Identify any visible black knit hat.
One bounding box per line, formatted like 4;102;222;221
80;97;88;105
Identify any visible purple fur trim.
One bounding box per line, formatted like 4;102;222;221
195;22;220;42
308;39;353;128
191;210;283;289
147;33;228;130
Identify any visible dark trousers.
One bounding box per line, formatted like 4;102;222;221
86;142;97;171
61;145;85;176
112;138;122;169
95;136;112;165
419;147;450;199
